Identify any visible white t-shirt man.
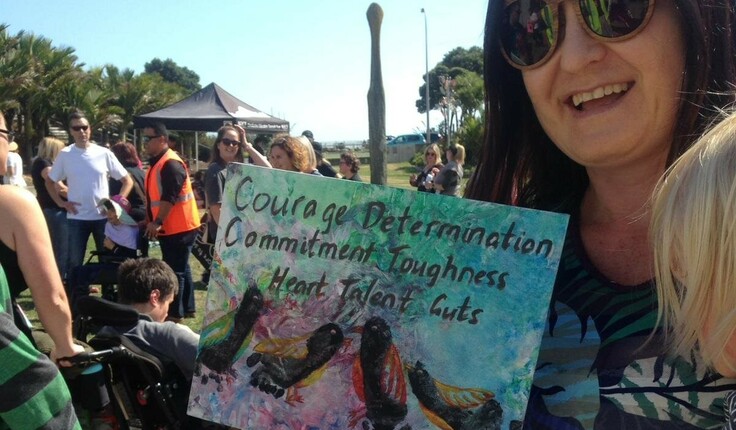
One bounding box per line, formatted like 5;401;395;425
4;152;26;187
49;144;129;220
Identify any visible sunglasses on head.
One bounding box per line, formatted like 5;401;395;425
500;0;656;70
220;138;240;147
71;125;89;132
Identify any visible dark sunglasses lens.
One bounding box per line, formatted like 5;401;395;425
500;1;556;67
221;139;239;146
580;0;650;37
72;126;88;131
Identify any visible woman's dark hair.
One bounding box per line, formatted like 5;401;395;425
340;152;361;174
211;125;245;165
68;111;87;122
465;0;736;211
253;135;269;155
111;142;141;168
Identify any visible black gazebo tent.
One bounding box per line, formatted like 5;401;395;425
133;82;288;169
133;82;289;133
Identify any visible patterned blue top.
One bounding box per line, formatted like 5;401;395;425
522;215;736;429
725;391;736;430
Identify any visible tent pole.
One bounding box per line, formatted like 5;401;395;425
195;133;199;171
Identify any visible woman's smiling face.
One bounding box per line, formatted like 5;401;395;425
521;0;685;172
218;129;241;163
268;145;296;171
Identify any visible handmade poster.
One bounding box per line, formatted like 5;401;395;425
188;163;569;430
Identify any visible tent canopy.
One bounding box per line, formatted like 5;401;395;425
133;82;289;133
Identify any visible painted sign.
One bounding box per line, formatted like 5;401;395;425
188;163;569;429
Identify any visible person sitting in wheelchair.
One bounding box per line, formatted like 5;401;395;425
67;196;141;316
73;259;207;429
99;195;139;259
98;257;200;380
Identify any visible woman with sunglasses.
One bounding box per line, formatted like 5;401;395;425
466;0;736;427
409;143;443;193
205;125;270;240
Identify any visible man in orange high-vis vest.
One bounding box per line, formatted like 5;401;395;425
143;123;200;322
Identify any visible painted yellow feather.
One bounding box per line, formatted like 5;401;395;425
435;379;495;409
418;402;454;430
253;333;311;359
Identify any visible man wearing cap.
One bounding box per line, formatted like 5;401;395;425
143;122;200;322
49;111;134;279
301;130;337;178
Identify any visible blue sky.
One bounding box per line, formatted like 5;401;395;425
3;0;486;142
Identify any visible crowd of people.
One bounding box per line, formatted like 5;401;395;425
10;115;372;328
407;142;466;197
2;0;736;425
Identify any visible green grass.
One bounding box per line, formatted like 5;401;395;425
361;161;418;189
18;161;417;334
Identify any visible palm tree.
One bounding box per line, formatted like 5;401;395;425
54;67;121;142
105;65;167;139
1;23;196;154
0;28;83;158
25;36;81;141
0;25;26;113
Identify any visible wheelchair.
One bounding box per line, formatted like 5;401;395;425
67;230;149;315
73;295;193;430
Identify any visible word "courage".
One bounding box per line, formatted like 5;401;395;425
232;175;348;234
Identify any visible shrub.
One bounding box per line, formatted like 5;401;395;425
455;114;484;168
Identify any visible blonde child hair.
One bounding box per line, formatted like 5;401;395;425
651;110;736;377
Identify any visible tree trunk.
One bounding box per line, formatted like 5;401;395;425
366;3;386;185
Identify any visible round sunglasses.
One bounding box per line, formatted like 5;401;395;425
500;0;656;70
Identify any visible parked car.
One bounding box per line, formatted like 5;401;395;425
387;134;425;145
429;132;443;143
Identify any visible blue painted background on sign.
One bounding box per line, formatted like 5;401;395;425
188;163;569;430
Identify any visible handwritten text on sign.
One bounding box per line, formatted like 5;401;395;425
188;164;569;430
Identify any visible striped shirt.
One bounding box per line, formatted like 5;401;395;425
0;265;80;430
